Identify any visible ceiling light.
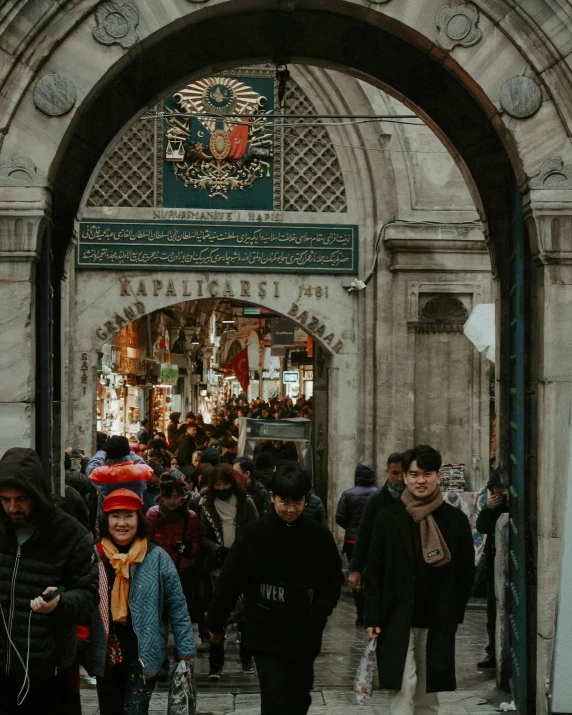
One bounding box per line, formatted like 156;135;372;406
191;332;200;345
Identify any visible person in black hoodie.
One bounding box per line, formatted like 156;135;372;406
254;451;274;491
0;448;99;715
335;460;377;625
208;463;344;715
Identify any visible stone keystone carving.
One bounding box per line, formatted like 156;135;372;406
436;3;482;50
0;155;45;187
33;73;76;116
93;1;139;48
499;76;542;119
530;157;572;190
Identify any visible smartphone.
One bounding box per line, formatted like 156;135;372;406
42;586;65;602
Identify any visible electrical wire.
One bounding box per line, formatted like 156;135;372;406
353;219;482;290
0;603;32;705
144;111;420;121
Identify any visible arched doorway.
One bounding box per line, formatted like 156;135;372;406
4;4;572;713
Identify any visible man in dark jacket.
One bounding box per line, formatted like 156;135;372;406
177;424;199;467
208;463;343;715
255;452;274;491
364;445;475;713
348;452;404;593
475;468;508;669
0;448;99;714
233;457;271;516
335;460;377;624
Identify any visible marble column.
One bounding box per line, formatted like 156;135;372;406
0;184;51;457
525;188;572;715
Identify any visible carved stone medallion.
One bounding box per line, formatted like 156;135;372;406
93;1;139;49
499;76;542;119
33;73;76;116
0;155;45;187
436;3;482;50
529;157;572;190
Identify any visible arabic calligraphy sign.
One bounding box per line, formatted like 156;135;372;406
76;220;358;274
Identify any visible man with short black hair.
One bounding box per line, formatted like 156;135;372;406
348;452;404;593
176;424;199;467
0;448;98;714
233;457;271;516
208;463;343;715
364;445;475;714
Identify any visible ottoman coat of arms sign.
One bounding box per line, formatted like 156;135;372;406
165;76;274;202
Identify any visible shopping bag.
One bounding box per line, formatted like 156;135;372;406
353;638;377;705
167;659;197;715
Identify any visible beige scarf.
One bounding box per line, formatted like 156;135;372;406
401;488;451;567
101;537;147;623
215;494;238;549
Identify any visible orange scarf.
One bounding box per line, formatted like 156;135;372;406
101;537;147;623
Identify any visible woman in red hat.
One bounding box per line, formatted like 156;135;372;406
84;489;196;714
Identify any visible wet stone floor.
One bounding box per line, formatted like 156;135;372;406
80;588;507;714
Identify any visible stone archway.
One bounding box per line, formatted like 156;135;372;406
69;269;355;515
2;3;572;713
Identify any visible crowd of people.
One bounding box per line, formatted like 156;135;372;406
0;415;506;715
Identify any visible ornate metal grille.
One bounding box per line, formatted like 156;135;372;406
86;74;347;212
87;117;156;207
281;81;347;213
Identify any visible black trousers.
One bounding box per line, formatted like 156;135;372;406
0;671;76;715
210;621;250;669
96;660;157;715
253;651;315;715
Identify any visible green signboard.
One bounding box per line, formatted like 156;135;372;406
163;75;274;210
76;220;358;274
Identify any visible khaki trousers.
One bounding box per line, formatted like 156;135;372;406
389;628;440;715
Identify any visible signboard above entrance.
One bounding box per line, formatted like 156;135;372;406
76;220;358;274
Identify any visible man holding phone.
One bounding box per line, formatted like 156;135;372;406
0;448;99;714
475;468;509;670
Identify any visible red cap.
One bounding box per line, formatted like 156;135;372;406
103;488;143;513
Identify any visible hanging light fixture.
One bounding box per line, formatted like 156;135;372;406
191;331;200;345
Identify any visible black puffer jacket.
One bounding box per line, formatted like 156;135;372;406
349;480;401;573
303;491;326;524
0;448;98;679
335;461;377;541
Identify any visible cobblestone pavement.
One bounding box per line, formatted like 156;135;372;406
80;588;507;714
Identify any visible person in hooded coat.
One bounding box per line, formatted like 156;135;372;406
87;435;152;523
0;448;99;715
335;460;377;625
475;467;508;669
254;452;274;492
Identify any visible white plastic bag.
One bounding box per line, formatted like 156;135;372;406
353;638;377;705
167;659;197;715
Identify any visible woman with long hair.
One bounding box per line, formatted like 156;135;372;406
85;489;195;714
200;464;258;680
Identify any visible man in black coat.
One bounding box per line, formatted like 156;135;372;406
233;456;271;516
208;463;344;715
364;445;474;713
0;448;99;714
348;452;404;593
